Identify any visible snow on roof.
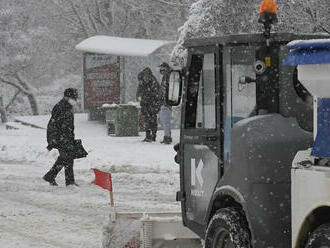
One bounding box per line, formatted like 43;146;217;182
283;39;330;65
75;36;175;57
287;39;330;50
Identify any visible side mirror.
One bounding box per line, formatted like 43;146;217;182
166;70;182;106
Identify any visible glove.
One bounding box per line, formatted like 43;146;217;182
46;145;53;151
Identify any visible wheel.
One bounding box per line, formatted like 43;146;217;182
204;207;251;248
305;224;330;248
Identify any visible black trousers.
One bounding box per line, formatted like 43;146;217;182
142;111;158;133
44;150;75;185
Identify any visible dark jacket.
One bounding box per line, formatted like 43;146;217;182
47;98;75;151
136;68;162;114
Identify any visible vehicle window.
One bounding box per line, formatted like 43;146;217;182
185;53;216;129
231;48;256;125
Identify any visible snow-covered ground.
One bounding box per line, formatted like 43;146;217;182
0;113;181;248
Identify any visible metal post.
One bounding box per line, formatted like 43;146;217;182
121;56;126;104
314;97;318;140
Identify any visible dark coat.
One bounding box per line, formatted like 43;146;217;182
47;98;75;152
136;70;162;115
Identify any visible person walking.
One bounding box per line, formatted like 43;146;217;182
159;62;173;144
43;88;82;186
136;67;161;142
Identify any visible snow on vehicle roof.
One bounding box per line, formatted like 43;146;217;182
75;36;175;57
287;39;330;50
283;39;330;66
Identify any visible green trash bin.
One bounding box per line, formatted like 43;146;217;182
105;104;139;136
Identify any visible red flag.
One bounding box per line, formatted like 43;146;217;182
92;168;112;191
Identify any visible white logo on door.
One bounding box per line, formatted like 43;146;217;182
191;158;204;187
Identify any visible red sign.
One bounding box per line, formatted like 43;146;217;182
84;54;120;108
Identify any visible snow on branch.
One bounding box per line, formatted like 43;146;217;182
0;76;32;96
152;0;190;7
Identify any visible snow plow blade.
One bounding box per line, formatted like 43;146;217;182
102;212;201;248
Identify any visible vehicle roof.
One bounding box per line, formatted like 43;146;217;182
183;32;330;48
286;39;330;50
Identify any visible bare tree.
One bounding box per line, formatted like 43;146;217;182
0;73;39;115
0;4;43;115
47;0;192;103
0;96;8;123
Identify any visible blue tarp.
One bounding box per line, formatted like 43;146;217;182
312;99;330;158
283;39;330;66
283;48;330;65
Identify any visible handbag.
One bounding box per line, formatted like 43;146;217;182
73;139;88;159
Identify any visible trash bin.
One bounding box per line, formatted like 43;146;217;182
105;104;139;136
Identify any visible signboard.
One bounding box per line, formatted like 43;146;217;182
83;53;120;109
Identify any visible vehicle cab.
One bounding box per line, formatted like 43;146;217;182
167;2;330;247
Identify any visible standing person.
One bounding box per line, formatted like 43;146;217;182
43;88;80;186
159;62;173;144
136;67;161;142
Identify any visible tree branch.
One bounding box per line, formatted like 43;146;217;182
15;73;39;115
0;77;32;95
68;0;89;38
320;25;330;34
149;0;189;7
0;96;7;123
95;0;109;28
6;90;21;110
86;5;99;33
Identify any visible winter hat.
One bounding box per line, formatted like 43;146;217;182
141;67;152;76
64;88;78;100
158;62;170;68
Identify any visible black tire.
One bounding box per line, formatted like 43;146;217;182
204;207;251;248
305;224;330;248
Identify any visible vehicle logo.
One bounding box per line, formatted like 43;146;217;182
191;158;204;187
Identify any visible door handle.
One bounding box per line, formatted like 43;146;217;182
202;135;218;142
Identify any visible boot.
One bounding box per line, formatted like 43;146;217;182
43;175;58;186
66;182;79;187
142;130;152;142
161;136;172;144
151;131;157;142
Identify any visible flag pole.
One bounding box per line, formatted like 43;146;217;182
110;190;114;207
109;173;116;222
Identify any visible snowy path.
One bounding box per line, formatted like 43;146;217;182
0;114;181;247
0;161;180;248
0;162;107;248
